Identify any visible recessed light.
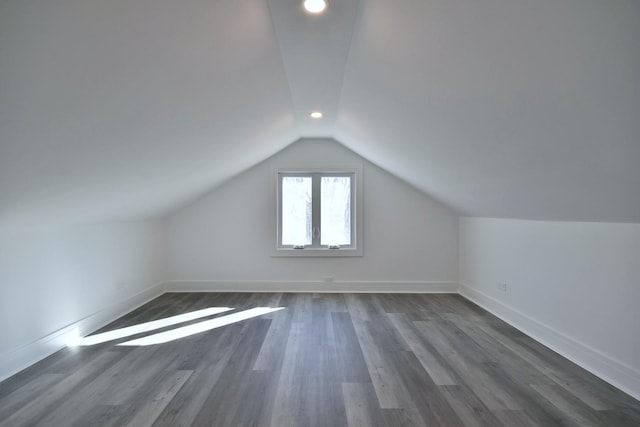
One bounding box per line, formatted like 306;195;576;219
303;0;327;14
310;111;323;119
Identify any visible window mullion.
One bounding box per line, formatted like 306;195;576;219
350;172;355;247
312;174;321;247
277;175;283;247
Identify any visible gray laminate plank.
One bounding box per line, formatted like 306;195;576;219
291;293;313;323
232;370;273;427
345;293;375;321
414;319;523;411
37;344;175;426
343;382;387;427
104;345;183;405
367;312;412;353
71;404;127;427
325;292;349;312
332;312;372;383
1;292;638;427
270;322;305;427
256;292;284;318
0;373;63;421
253;305;293;371
387;312;457;386
379;408;426;427
350;317;414;409
123;370;192;427
390;294;438;321
0;351;121;427
386;349;464;426
429;318;569;426
152;322;248;427
441;313;551;386
440;385;506;427
297;297;348;427
0;346;102;396
530;383;611;427
493;409;556;427
191;318;272;426
173;324;229;371
474;319;612;410
597;408;640;427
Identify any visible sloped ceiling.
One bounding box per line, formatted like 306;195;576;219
1;0;639;229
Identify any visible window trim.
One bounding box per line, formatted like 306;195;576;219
271;164;363;257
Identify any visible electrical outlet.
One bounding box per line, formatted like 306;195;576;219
498;283;507;292
323;276;334;282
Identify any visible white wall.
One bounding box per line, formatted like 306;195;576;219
0;220;166;380
168;139;458;292
459;217;640;399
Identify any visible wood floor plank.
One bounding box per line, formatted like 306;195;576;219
530;383;611;427
1;292;638;427
253;304;293;371
350;317;415;410
474;319;612;410
332;312;372;383
71;404;127;427
413;319;523;411
441;313;557;389
431;317;572;425
37;344;176;426
343;383;388;427
122;370;192;427
326;292;349;312
190;318;271;426
379;408;426;427
0;373;63;421
296;297;348;427
386;349;464;426
152;322;250;427
270;322;306;427
291;293;313;323
493;409;556;427
0;351;121;427
345;293;375;321
387;312;458;385
440;385;506;427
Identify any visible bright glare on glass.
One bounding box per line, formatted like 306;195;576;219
282;176;312;246
118;307;285;346
67;307;233;346
321;176;351;245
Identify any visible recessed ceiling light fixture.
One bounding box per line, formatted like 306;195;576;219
310;111;323;119
303;0;327;14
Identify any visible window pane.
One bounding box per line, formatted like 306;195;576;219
282;176;312;245
321;176;351;245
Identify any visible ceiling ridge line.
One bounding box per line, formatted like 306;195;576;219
333;0;365;133
264;0;303;139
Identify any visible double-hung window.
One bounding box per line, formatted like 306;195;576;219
274;166;363;257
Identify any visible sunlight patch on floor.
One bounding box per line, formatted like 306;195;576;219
67;306;233;346
118;307;285;346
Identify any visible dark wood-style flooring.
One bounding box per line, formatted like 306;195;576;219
1;292;639;426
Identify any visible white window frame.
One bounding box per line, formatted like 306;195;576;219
272;165;363;257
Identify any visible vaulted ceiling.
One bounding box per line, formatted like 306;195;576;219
1;0;639;229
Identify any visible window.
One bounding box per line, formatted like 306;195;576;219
273;166;363;257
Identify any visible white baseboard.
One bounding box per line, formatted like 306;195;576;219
165;280;458;293
0;282;166;383
459;283;640;401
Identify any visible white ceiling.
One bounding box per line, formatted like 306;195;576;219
1;0;639;229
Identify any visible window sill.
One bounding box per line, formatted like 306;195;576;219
271;247;363;258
